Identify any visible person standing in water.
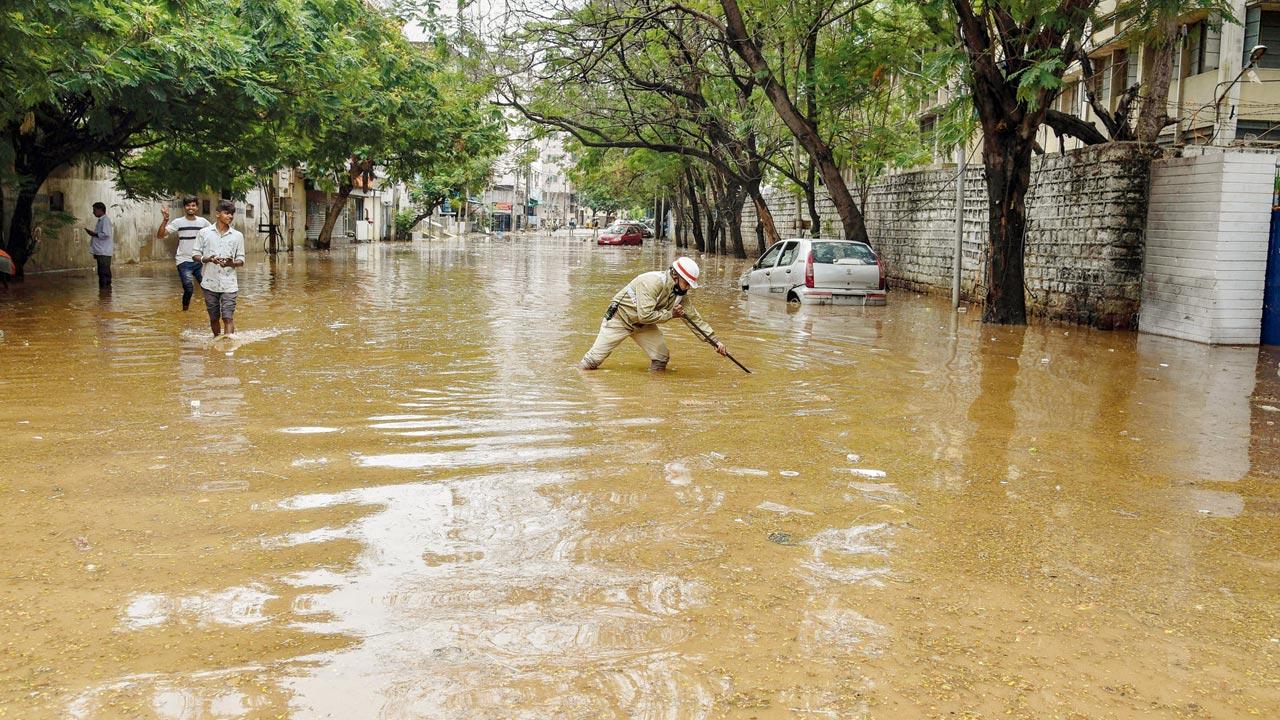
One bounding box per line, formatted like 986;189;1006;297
84;202;113;287
578;256;727;371
192;200;245;338
156;196;211;311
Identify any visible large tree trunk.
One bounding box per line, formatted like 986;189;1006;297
805;159;820;237
5;164;53;280
746;181;779;253
316;181;354;250
981;134;1033;324
722;183;747;259
718;0;869;244
6;184;40;279
684;171;705;252
1135;16;1179;143
704;174;721;254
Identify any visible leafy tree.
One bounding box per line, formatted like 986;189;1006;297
2;0;503;272
930;0;1097;324
496;0;796;257
400;153;500;238
1;0;288;276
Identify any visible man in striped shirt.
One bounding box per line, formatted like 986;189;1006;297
156;196;212;310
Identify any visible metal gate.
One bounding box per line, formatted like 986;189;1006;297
1265;207;1280;344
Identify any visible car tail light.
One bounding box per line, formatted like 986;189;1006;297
805;251;814;288
876;255;885;290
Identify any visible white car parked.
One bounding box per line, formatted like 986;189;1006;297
738;238;886;305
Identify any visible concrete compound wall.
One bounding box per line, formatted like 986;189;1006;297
740;143;1154;329
1139;149;1275;344
2;163;306;274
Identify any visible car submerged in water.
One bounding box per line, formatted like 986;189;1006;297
738;238;886;305
597;221;645;246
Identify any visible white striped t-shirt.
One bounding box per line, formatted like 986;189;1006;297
166;215;212;265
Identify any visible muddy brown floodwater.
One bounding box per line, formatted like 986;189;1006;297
0;234;1277;719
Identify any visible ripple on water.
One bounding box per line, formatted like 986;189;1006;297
121;585;275;630
280;426;341;434
800;606;887;656
355;445;587;469
476;611;690;660
801;523;893;586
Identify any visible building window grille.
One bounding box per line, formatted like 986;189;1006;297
1188;20;1221;75
1244;7;1280;69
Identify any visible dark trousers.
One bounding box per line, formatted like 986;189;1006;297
93;254;112;286
177;260;203;308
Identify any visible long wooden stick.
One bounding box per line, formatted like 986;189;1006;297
680;315;751;373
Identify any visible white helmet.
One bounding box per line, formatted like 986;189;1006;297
672;256;700;288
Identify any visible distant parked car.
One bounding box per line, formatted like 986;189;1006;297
637;222;655;238
597;222;645;246
739;238;886;305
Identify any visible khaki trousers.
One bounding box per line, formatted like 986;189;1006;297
581;318;669;368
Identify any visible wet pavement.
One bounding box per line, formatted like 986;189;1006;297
0;233;1277;719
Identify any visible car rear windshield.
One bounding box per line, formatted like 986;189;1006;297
812;242;875;264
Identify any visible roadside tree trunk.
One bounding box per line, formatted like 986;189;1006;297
1135;16;1180;143
684;171;705;252
745;179;779;254
980;132;1034;324
315;181;353;250
805;159;821;237
722;182;747;258
6;183;40;279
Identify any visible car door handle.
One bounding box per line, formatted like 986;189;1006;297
785;269;791;273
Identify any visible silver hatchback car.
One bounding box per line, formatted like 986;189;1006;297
739;238;886;305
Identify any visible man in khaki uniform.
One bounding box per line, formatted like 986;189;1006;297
579;257;728;371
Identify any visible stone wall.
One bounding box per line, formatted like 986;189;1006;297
738;143;1154;329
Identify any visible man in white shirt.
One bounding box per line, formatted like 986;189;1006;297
156;196;212;311
83;202;113;287
192;200;246;337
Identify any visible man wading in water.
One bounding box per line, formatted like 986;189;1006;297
578;256;728;371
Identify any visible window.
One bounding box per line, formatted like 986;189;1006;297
777;242;800;267
1058;81;1079;113
1187;20;1221;75
1244;8;1280;69
1086;54;1111;112
811;242;876;265
755;243;785;269
1110;49;1129;110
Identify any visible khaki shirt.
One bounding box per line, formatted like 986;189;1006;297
610;270;717;342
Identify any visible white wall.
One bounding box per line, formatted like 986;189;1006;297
1140;148;1274;344
17;163;281;273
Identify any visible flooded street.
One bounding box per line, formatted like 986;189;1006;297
1;233;1278;719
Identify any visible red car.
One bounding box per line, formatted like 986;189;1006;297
597;222;644;246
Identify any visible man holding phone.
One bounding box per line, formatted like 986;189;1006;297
192;200;246;337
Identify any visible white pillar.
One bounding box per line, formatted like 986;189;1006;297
1213;1;1247;145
